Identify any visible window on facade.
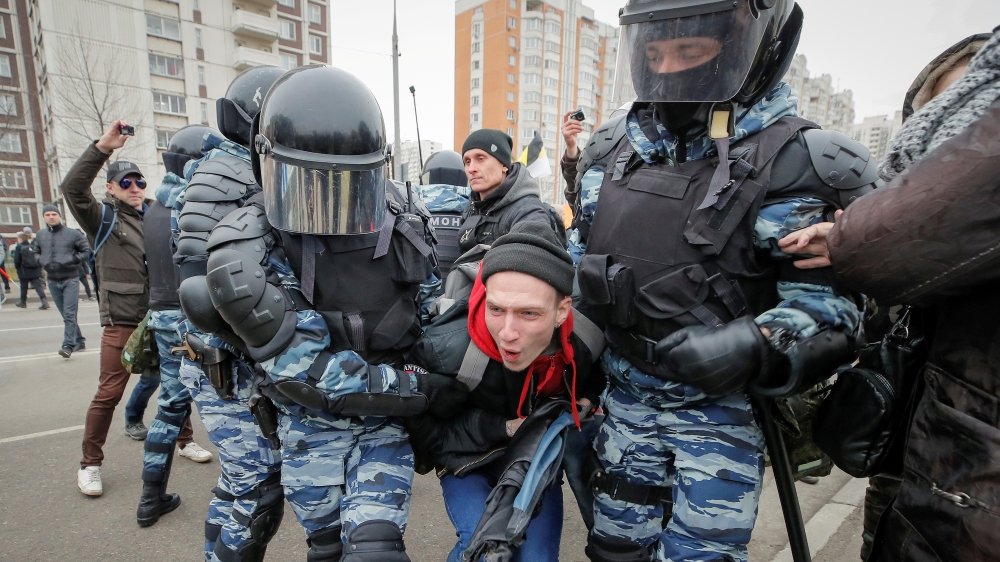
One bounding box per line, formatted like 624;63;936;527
524;55;540;66
580;71;595;83
195;28;202;49
0;94;15;116
473;60;479;70
546;22;560;34
308;4;322;24
543;94;557;105
508;73;516;84
521;128;536;138
472;78;480;88
201;102;208;122
0;205;31;225
471;42;480;53
606;69;614;79
544;76;558;87
310;35;322;55
509;55;516;66
523;73;540;84
509;0;517;9
197;66;205;85
507;91;514;102
193;0;200;10
580;55;593;67
155;129;173;149
522;109;538;120
472;23;481;37
542;111;557;123
545;41;559;52
277;0;295;7
149;54;184;78
0;168;26;189
581;38;597;50
524;91;539;102
280;54;297;70
0;19;6;40
146;15;181;40
507;127;514;137
508;17;517;29
507;109;515;120
508;36;516;48
280;20;296;40
525;18;541;31
0;56;9;78
471;113;479;122
0;133;20;153
542;130;556;140
471;95;480;106
524;37;541;48
544;58;558;69
578;89;593;101
153;92;186;115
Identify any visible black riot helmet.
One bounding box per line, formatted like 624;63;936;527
614;0;803;106
217;65;286;147
253;65;390;235
162;124;218;176
421;150;467;187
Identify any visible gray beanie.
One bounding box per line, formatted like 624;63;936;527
42;204;60;216
462;129;513;167
481;221;573;297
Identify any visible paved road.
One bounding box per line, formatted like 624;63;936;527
0;298;866;561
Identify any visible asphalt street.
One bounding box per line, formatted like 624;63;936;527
0;291;866;562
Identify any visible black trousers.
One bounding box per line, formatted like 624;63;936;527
19;277;46;304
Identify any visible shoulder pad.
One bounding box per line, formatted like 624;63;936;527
185;156;258;203
578;114;628;174
205;204;273;251
192;155;256;184
178;200;241;233
803;129;880;191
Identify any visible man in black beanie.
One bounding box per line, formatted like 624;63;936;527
457;129;565;256
36;203;90;357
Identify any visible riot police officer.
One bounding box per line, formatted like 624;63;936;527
193;65;466;561
173;64;289;562
413;150;469;278
571;1;874;560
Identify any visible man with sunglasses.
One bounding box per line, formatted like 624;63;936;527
61;120;153;497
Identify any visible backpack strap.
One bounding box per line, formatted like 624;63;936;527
457;342;491;391
92;203;117;255
571;308;605;361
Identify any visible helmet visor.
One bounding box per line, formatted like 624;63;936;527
262;156;387;234
613;2;769;103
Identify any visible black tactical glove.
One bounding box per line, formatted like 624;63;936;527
655;316;773;395
416;372;469;418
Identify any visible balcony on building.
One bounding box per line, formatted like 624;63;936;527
232;10;280;41
242;0;278;7
233;46;281;70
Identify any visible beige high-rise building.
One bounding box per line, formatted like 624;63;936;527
26;0;330;216
851;111;903;164
398;138;443;185
454;0;618;204
782;54;855;135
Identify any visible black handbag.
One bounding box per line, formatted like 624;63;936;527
812;307;927;478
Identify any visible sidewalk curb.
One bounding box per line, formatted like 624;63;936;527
770;477;868;562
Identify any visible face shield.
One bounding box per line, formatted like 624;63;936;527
613;0;770;103
261;156;387;235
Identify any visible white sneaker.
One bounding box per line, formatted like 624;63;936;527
78;466;103;496
178;442;213;463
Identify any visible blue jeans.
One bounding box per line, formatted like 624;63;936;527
48;277;84;350
441;465;563;562
125;372;161;424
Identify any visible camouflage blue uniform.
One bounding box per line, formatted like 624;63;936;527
171;137;284;561
573;84;861;561
255;254;417;543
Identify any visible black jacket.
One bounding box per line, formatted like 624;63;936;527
404;302;604;476
13;240;42;280
36;223;90;281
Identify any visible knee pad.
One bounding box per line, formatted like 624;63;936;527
205;522;222;543
341;521;408;562
585;534;653;562
213;478;285;562
306;526;344;562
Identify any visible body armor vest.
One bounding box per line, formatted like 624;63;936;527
579;116;815;378
145;201;181;311
429;210;463;276
282;183;434;367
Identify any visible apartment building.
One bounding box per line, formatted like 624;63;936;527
455;0;618;205
25;0;329;220
851;111;903;164
782;54;855;135
0;0;53;238
398;138;442;185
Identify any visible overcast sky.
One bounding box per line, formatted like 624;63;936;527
330;0;1000;151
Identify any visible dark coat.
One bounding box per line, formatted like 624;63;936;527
12;240;42;280
830;98;1000;562
61;142;150;326
36;223;89;281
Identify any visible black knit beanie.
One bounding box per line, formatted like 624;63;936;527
481;221;573;297
462;129;513;167
42;204;60;216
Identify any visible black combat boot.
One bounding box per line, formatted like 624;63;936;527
137;446;181;527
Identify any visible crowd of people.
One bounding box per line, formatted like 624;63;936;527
19;0;996;560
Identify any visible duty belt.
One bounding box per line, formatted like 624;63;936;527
591;469;673;509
